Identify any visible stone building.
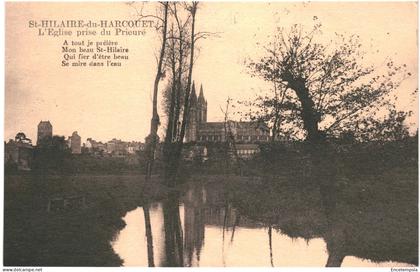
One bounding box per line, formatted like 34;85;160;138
37;121;53;145
86;138;107;154
106;138;127;156
126;141;144;154
85;138;144;157
68;131;81;154
185;83;270;144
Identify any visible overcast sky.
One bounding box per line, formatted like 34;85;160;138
5;2;418;143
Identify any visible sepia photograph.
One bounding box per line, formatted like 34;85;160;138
3;1;419;269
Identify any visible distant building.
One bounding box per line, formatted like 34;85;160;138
184;83;269;161
185;83;270;143
68;131;81;154
84;137;144;157
106;138;127;155
95;142;107;153
86;138;107;154
37;121;53;145
126;141;144;154
85;139;93;149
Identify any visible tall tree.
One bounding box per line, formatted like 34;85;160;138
144;2;169;182
162;2;207;185
177;2;199;145
163;2;191;149
247;22;411;143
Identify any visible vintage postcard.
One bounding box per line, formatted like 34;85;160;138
3;1;418;270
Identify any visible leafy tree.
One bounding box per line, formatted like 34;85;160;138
15;132;32;145
33;136;71;171
247;22;412;143
343;109;412;142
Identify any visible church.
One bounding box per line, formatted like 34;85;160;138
185;83;270;144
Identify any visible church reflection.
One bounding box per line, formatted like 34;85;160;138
116;173;416;267
183;184;205;266
159;182;242;267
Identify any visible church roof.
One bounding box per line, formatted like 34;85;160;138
199;122;225;130
236;121;270;132
198;121;270;132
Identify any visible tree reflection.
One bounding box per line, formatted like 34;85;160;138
162;191;184;267
318;175;346;267
137;161;416;268
143;204;155;267
268;225;274;267
312;148;346;267
224;145;415;267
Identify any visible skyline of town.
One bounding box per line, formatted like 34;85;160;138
4;120;148;151
6;119;148;145
5;2;418;144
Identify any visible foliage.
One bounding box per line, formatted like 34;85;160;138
33;136;71;172
15;132;32;144
238;89;303;141
338;109;412;142
246;21;412;142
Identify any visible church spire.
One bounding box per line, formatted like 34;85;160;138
190;81;197;105
198;84;204;99
198;84;206;106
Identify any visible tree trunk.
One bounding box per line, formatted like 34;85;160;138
163;21;184;184
165;3;198;185
283;73;322;143
145;2;169;182
173;26;184;141
162;192;184;266
143;205;155;267
163;51;178;174
177;4;197;148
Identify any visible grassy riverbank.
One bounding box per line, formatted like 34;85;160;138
4;174;166;266
223;164;418;265
4;139;418;266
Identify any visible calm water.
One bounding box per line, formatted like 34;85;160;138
4;174;417;267
111;183;415;267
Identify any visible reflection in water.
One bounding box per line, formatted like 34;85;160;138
268;225;274;267
142;205;155;267
183;184;205;266
320;179;346;267
112;181;416;267
162;192;184;267
315;158;346;267
230;212;240;243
